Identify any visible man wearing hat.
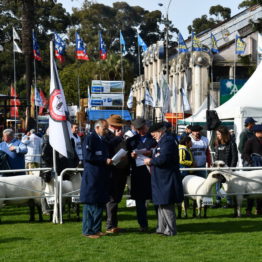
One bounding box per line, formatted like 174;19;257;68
189;125;211;178
242;124;262;216
104;115;129;233
238;117;257;166
126;117;157;232
144;122;183;236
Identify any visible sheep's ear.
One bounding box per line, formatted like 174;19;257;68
40;170;52;183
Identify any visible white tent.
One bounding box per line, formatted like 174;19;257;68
214;62;262;165
178;95;217;125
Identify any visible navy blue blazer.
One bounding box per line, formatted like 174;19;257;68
151;133;184;205
80;132;111;204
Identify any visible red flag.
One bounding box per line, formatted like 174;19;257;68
39;89;48;115
10;85;21;118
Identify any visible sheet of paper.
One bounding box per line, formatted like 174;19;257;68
112;148;128;166
134;148;147;155
135;154;148;167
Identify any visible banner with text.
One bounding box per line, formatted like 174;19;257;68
91;94;124;107
91;80;125;93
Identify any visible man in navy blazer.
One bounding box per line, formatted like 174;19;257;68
80;119;112;239
144;122;183;236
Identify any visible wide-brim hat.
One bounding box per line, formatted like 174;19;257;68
148;122;165;133
190;125;203;132
252;124;262;132
132;118;146;129
107;114;125;126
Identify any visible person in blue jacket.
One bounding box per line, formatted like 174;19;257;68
0;129;27;175
144;122;184;236
80;119;113;239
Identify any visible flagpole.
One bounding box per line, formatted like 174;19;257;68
137;34;141;76
77;62;81;129
33;51;38;132
234;36;236;87
120;31;124;120
50;40;59;224
13;39;17;134
98;31;101;80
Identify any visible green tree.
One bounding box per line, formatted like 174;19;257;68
238;0;262;8
209;5;231;21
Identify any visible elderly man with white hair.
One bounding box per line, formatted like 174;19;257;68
0;129;27;175
22;129;42;173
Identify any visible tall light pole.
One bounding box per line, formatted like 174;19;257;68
160;0;173;81
166;0;172;81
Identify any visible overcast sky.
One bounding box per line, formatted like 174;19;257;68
58;0;243;37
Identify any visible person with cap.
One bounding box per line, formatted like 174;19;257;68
80;119;112;239
144;122;184;236
189;125;211;178
180;125;192;141
238;117;257;166
0;128;27;175
126;117;157;232
242;124;262;216
104;114;129;233
21;129;43;174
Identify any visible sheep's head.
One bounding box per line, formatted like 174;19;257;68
212;160;228;168
210;171;226;183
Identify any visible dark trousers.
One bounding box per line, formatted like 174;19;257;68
135;199;148;228
106;199;118;229
106;168;128;230
82;204;103;235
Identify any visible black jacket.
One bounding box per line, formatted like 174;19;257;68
214;140;238;167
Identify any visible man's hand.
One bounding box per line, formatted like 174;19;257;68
115;129;123;137
131;152;137;159
9;146;16;151
144;158;151;166
106;158;113;165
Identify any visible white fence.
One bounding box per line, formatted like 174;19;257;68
1;166;262;224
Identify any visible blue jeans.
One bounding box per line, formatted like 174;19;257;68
82;204;103;235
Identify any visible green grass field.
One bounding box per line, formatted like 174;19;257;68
0;202;262;262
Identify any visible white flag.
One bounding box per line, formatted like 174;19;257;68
0;45;3;52
49;41;74;158
13;27;21;41
127;89;133;109
170;78;177;113
161;75;170;113
13;41;22;53
153;78;159;107
34;87;43;107
144;88;154;107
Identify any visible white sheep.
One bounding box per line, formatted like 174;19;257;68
182;172;226;218
209;169;262;217
0;175;45;222
41;171;81;221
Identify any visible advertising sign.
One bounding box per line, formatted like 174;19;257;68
91;94;124;107
220;79;247;105
91;80;125;93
